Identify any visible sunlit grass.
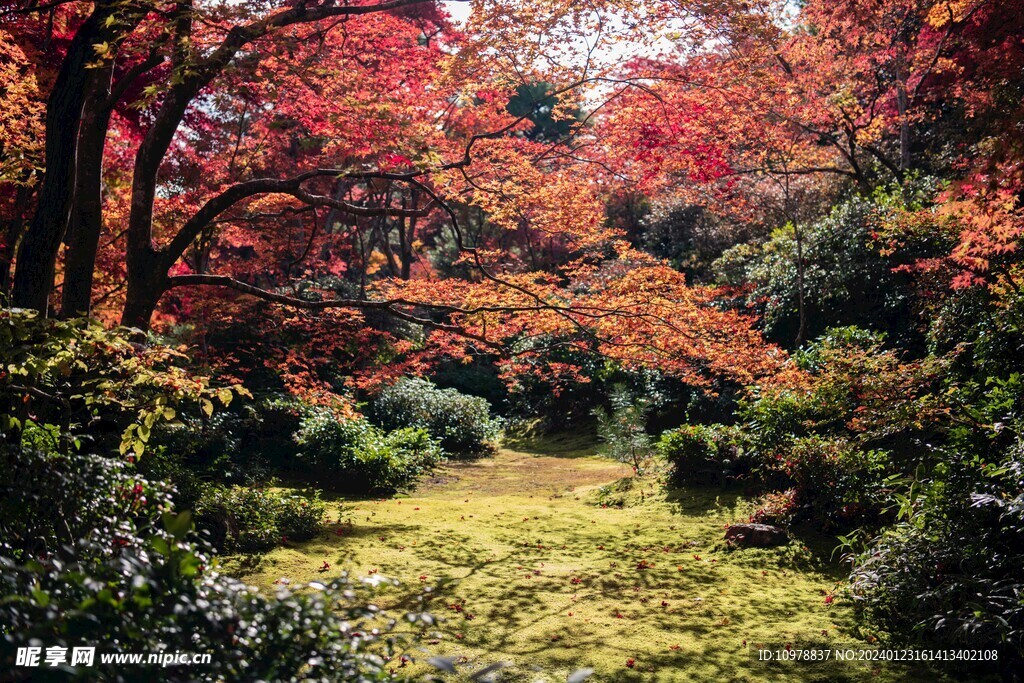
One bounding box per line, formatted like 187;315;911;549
227;444;956;682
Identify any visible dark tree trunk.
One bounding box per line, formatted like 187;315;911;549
117;0;431;330
61;64;116;318
121;249;168;330
11;7;113;313
0;183;33;297
794;223;807;347
399;191;417;280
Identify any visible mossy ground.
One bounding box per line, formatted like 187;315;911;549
228;440;956;682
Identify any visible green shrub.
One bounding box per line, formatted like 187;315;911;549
0;444;172;565
274;491;328;541
135;444;206;512
0;444;426;682
0;308;247;458
248;395;309;469
143;409;268;510
193;484;325;553
294;410;443;492
850;446;1024;661
371;377;501;455
368;427;446;492
711;192;922;348
780;436;892;527
594;386;655;474
658;424;752;485
720;328;930;529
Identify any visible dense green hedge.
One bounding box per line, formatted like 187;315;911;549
294;410;444;492
193;484;325;553
371;378;501;455
657;423;752;485
851;446;1024;658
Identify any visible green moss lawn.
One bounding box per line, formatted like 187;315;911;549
227;439;952;682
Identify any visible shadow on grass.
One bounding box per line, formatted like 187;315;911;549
230;446;968;683
662;482;861;581
502;422;600;459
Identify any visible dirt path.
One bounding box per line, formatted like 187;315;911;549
237;447;941;682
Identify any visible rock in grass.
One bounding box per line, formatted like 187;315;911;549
725;523;788;547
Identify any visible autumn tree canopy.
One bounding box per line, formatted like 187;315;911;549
0;0;797;398
2;0;1020;399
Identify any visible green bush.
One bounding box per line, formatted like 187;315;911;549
780;436;892;527
0;444;426;682
0;444;172;565
193;484;325;553
248;395;309;469
658;424;752;485
0;308;247;458
371;377;501;455
294;410;444;492
717;328;927;529
143;409;268;511
850;446;1024;661
274;491;328;541
135;444;207;512
711;192;923;348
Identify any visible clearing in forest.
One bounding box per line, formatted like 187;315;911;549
232;439;947;682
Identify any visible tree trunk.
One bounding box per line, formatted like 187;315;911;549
399;191;417;280
0;183;33;297
794;223;807;347
117;0;431;330
11;7;112;313
61;64;115;318
121;249;168;330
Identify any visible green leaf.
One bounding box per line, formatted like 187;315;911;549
31;589;49;607
150;537;171;556
162;511;192;541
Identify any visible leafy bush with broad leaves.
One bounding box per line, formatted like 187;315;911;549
657;423;753;485
656;328;933;532
0;308;248;458
371;377;501;455
141;409;268;511
712;190;924;349
193;484;325;553
0;443;429;682
294;410;444;492
850;442;1024;662
779;436;893;527
734;328;889;450
0;443;172;565
250;394;309;468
